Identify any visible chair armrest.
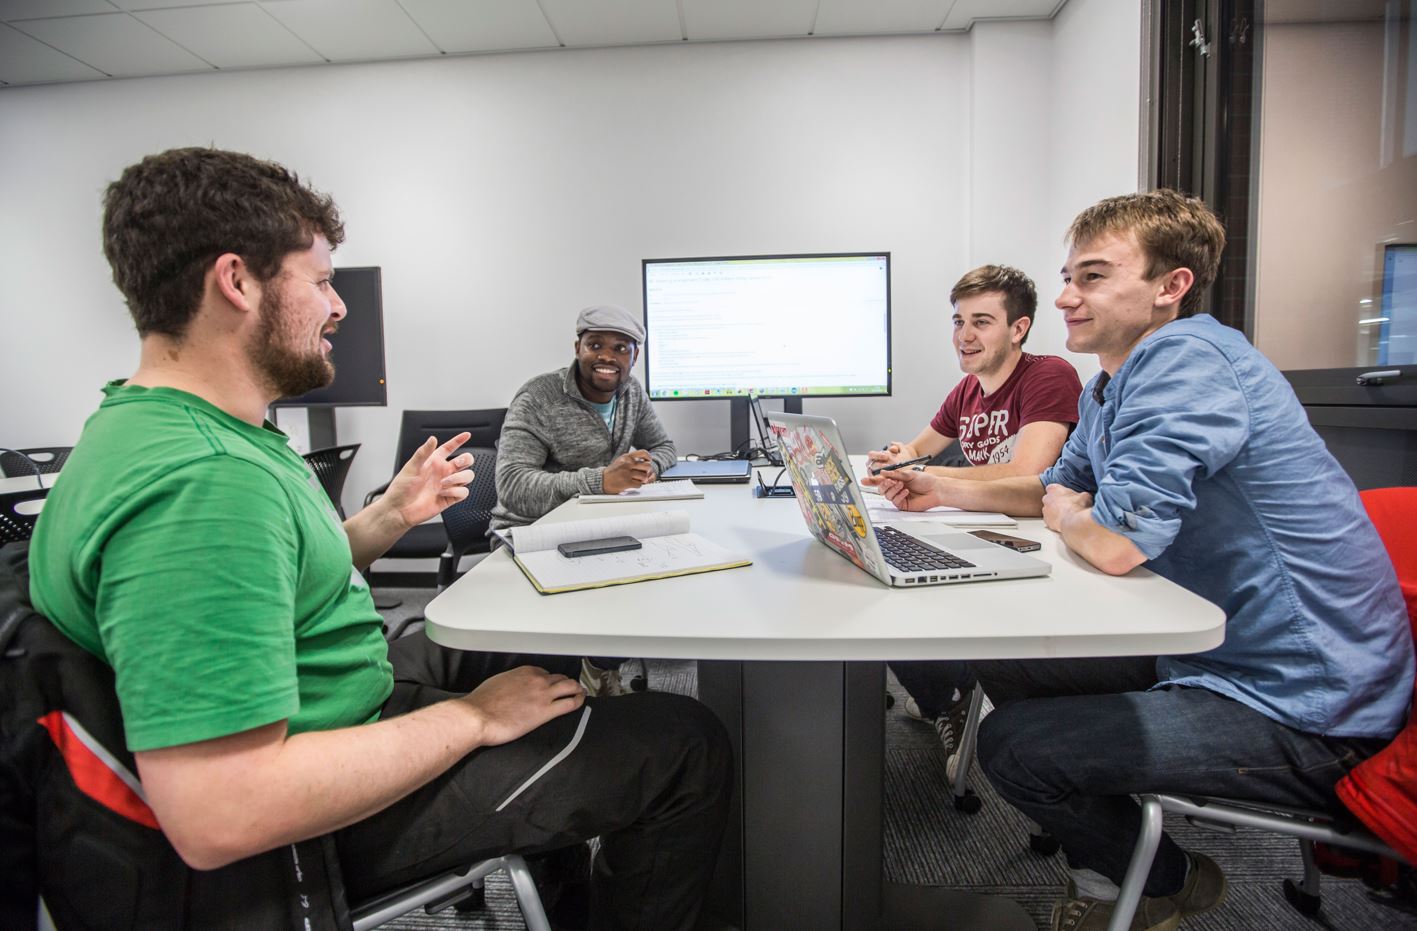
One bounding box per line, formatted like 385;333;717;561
364;480;392;509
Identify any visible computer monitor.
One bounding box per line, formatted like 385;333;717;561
642;253;891;452
1378;244;1417;366
273;266;388;408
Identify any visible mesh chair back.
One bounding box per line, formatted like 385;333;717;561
0;447;71;478
0;488;48;545
303;444;360;518
441;447;499;559
393;410;507;473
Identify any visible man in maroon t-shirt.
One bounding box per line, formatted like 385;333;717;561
865;264;1082;480
865;265;1083;755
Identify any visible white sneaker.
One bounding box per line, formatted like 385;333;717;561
580;658;626;697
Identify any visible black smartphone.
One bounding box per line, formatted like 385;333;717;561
556;536;643;558
969;530;1042;553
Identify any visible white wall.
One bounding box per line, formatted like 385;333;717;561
0;4;1140;516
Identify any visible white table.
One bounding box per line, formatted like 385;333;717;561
425;465;1225;930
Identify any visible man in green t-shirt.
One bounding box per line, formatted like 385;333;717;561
29;147;729;928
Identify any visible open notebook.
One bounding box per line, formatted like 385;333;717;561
501;510;750;594
578;480;704;503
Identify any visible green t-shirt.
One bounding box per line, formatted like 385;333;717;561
29;381;393;752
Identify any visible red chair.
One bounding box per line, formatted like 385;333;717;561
1107;487;1417;931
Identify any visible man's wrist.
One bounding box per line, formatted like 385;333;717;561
370;495;414;536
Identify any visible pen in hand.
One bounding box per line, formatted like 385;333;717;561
870;455;929;475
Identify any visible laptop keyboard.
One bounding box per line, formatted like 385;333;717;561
875;526;976;572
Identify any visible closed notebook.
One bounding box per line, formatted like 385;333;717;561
505;510;750;594
578;479;705;503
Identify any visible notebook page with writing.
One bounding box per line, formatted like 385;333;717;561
579;480;704;503
511;510;690;553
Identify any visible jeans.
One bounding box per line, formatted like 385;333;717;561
955;656;1385;898
334;635;733;931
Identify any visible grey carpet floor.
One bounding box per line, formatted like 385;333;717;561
376;588;1416;931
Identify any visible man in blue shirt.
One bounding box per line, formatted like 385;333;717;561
878;189;1414;931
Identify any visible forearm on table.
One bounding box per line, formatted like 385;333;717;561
1058;507;1147;575
938;474;1046;517
138;698;484;871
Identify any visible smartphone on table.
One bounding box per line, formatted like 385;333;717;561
556;536;643;558
968;530;1042;553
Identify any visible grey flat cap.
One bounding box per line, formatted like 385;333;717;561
575;304;645;344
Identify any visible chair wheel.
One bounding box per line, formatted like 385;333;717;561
1029;832;1061;856
1283;878;1322;916
630;675;648;692
885;693;896;709
953;791;982;814
452;884;486;912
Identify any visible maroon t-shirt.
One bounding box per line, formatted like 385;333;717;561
929;353;1083;466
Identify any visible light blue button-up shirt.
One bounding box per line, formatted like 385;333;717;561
1041;314;1413;738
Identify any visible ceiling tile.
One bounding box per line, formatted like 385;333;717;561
815;0;954;35
941;0;1060;30
540;0;681;48
682;0;817;41
0;21;106;82
0;0;116;21
112;0;248;7
261;0;438;61
400;0;558;53
14;12;213;76
135;4;323;68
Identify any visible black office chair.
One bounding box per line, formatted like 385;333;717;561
0;488;48;545
0;542;550;931
364;409;507;580
303;444;361;519
0;447;69;481
386;447;497;641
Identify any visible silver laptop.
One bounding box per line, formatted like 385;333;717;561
766;412;1051;587
660;459;752;483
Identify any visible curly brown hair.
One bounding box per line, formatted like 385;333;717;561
102;147;345;338
949;265;1038;345
1066;189;1226;318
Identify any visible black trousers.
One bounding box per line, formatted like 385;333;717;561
334;636;732;931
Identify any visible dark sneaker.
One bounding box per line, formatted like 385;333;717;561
1051;885;1179;931
1170;851;1227;917
931;695;972;757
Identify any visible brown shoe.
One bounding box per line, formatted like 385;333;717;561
1051;884;1180;931
1169;851;1227;917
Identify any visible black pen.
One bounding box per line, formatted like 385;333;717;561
870;455;929;475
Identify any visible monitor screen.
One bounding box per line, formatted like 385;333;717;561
1378;244;1417;366
273;266;387;408
642;253;891;400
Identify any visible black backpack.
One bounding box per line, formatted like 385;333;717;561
0;541;353;930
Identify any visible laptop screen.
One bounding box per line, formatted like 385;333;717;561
768;413;892;583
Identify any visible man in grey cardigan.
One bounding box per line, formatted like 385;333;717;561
492;304;677;693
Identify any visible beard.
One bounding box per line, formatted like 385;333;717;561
247;283;335;399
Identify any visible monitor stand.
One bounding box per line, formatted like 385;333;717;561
730;396;801;458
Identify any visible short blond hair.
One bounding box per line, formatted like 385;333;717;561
949;265;1038;345
1066;189;1226;318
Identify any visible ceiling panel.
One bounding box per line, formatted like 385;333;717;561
0;21;106;82
540;0;682;48
400;0;558;53
261;0;438;61
14;12;212;76
136;4;323;69
682;0;817;41
815;0;955;36
0;0;116;21
941;0;1060;30
111;0;250;8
